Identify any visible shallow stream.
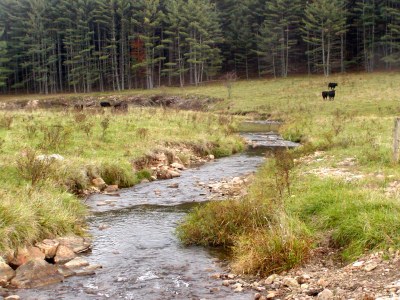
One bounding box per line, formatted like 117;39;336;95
18;155;265;300
18;122;294;300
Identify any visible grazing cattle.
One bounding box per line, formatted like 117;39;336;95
322;91;329;100
328;82;338;90
100;101;112;107
328;90;335;100
113;101;128;111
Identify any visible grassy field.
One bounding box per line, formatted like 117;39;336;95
0;107;243;253
2;72;400;275
175;72;400;276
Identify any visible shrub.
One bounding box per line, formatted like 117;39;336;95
177;197;274;247
232;215;311;276
16;149;55;186
99;161;136;188
0;189;86;252
0;114;14;130
40;125;71;150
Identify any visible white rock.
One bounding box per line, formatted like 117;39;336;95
364;262;378;272
352;261;365;267
317;289;333;300
265;274;278;285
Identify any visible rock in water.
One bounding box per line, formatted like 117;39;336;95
56;236;92;254
11;259;63;288
35;239;60;259
0;258;15;287
54;245;76;264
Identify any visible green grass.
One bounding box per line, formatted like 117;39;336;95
3;72;400;273
174;72;400;275
0;107;244;252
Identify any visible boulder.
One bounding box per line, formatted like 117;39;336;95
54;245;76;264
11;259;63;289
168;170;181;178
9;247;45;268
74;264;102;276
170;162;185;170
283;277;299;288
64;257;89;269
317;289;334;300
35;239;60;259
57;265;76;278
56;236;92;254
92;178;107;190
104;185;119;193
0;258;15;287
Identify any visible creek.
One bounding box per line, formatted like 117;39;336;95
18;123;294;300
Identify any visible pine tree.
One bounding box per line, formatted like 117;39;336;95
0;27;10;88
303;0;348;76
216;0;256;78
132;0;165;89
354;0;378;72
381;0;400;68
258;0;303;77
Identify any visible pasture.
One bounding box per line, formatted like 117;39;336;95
2;71;400;274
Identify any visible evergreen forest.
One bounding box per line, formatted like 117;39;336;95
0;0;399;94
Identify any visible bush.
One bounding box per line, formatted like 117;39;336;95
232;215;311;276
16;149;55;186
177;197;275;247
0;189;86;252
99;161;136;188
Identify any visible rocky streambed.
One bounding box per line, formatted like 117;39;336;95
13;154;265;300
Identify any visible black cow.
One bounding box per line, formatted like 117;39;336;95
328;82;338;90
328;90;335;100
322;91;329;100
100;101;112;107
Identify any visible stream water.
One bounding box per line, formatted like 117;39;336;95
17;122;294;300
18;154;265;300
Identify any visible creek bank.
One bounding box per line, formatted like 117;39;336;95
82;145;217;199
211;248;400;300
0;94;223;111
0;235;97;295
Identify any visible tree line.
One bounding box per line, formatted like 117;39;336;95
0;0;399;94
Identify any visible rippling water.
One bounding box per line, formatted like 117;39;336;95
18;154;265;300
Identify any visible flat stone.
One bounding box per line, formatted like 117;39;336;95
167;183;179;188
5;295;21;300
64;257;90;269
170;163;185;170
352;261;365;267
57;265;76;278
11;259;63;289
168;170;181;178
56;236;92;254
35;239;60;259
364;262;378;272
54;245;76;264
104;185;119;193
74;264;102;276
